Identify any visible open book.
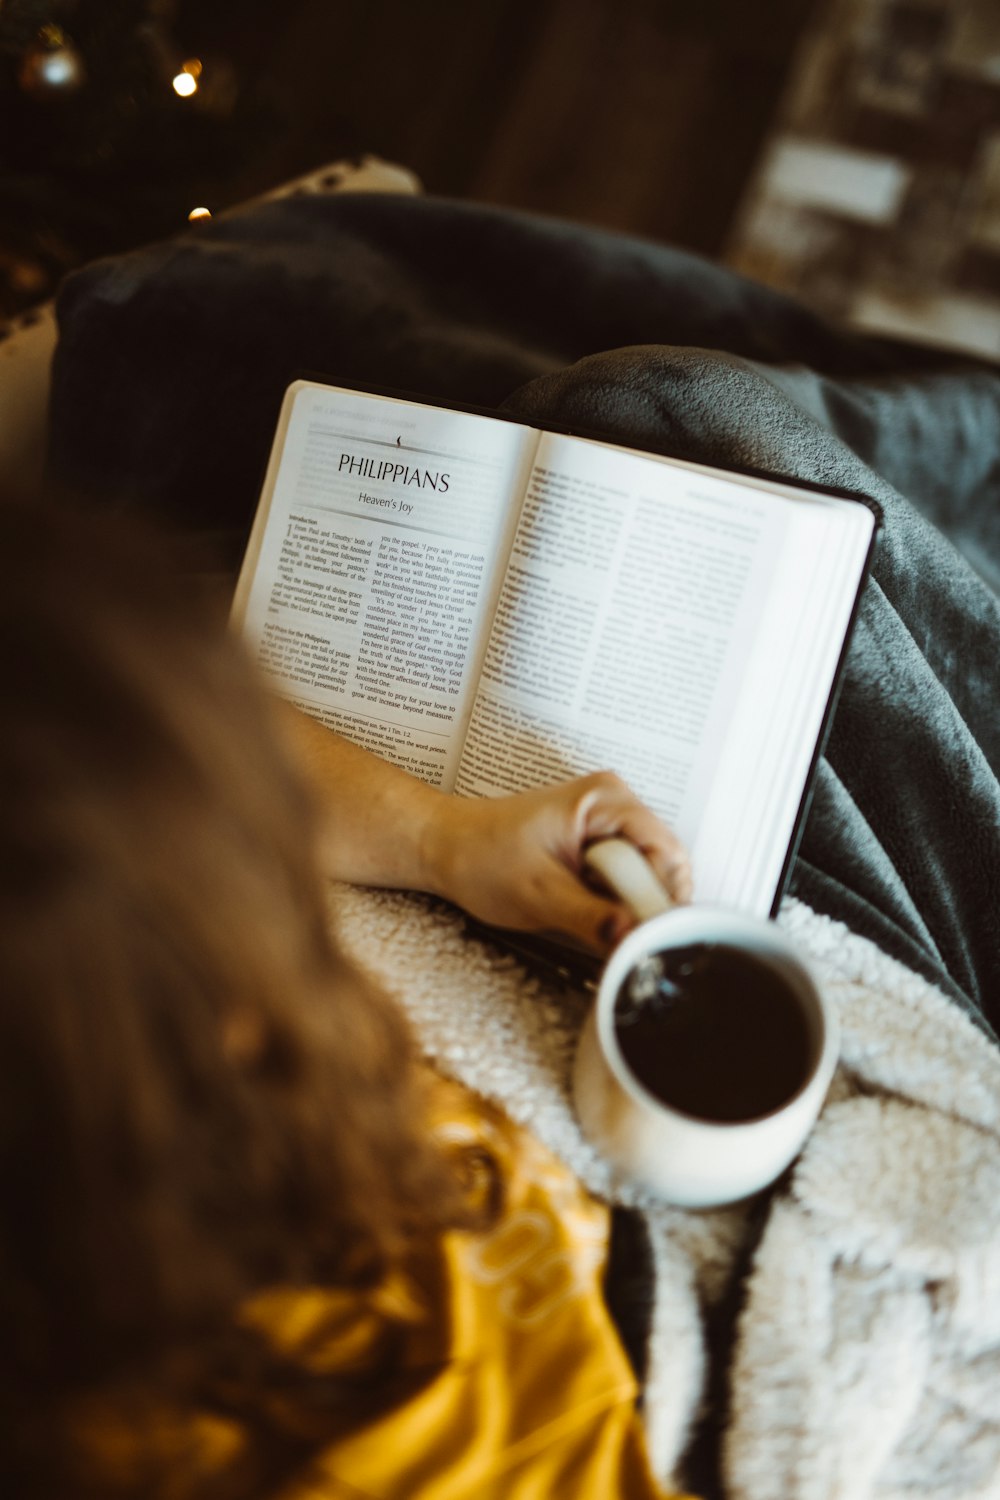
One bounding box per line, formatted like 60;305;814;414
232;379;878;917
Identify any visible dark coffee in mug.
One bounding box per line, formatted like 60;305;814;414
614;941;815;1122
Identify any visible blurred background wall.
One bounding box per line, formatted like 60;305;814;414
1;0;997;356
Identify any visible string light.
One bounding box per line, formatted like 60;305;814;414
172;59;202;98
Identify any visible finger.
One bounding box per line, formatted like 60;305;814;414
574;779;693;903
619;814;693;903
537;864;636;954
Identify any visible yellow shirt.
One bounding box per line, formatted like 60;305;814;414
79;1081;691;1499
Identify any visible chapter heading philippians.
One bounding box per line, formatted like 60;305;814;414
338;453;451;491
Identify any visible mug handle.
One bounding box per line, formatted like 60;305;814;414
584;838;675;924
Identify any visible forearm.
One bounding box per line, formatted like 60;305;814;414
274;703;450;894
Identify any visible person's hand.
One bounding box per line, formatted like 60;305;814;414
422;771;691;954
275;710;690;954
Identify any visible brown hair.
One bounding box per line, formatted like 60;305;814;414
0;496;479;1496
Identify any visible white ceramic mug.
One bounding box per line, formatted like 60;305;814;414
573;839;839;1208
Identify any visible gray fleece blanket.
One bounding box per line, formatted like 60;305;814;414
48;189;1000;1036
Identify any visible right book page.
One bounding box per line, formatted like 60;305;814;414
454;431;876;917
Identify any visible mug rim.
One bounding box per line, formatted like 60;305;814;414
596;907;832;1129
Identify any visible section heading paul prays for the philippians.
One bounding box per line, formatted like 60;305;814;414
232;379;878;919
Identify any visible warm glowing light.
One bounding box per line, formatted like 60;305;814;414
188;207;212;221
172;61;202;98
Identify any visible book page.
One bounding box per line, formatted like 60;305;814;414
234;383;539;788
456;432;874;914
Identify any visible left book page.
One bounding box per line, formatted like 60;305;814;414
233;381;540;789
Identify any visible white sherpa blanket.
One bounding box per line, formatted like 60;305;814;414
329;886;1000;1500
